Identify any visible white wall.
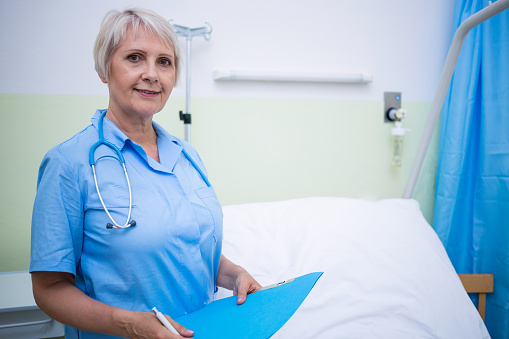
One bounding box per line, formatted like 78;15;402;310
0;0;455;100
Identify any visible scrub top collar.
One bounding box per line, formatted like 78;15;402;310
152;120;184;172
91;109;183;172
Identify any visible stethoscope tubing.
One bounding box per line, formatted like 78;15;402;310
92;162;134;229
90;111;134;229
90;110;211;230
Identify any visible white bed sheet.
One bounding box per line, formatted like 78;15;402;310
217;197;489;338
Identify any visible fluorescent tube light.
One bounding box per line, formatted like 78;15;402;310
213;70;373;84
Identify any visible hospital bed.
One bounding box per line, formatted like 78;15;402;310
216;197;490;338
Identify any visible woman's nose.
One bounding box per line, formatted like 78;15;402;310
142;62;158;83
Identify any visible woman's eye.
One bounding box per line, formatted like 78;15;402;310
160;58;172;66
127;54;140;62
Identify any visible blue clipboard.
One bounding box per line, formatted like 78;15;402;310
174;272;323;339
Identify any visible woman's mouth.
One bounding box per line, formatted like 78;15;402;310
135;89;160;97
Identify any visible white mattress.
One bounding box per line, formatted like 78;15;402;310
217;197;490;338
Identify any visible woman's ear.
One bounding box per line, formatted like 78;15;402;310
98;73;108;84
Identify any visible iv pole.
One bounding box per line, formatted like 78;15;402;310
172;22;212;144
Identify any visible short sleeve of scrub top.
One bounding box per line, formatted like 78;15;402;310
30;109;223;339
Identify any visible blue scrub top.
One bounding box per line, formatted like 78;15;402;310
30;109;223;339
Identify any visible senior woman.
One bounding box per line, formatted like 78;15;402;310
30;8;260;339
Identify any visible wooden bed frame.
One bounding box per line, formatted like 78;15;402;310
458;274;494;322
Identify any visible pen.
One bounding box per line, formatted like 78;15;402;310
152;307;179;335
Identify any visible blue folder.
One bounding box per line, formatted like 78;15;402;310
175;272;323;339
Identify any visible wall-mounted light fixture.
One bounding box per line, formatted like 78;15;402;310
213;70;373;84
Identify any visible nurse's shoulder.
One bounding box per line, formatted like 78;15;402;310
37;123;98;185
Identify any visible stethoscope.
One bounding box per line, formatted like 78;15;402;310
89;110;211;229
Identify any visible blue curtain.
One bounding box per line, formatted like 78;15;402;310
434;0;509;337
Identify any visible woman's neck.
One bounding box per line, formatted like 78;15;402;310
105;109;160;162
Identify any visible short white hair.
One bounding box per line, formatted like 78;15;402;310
93;8;181;83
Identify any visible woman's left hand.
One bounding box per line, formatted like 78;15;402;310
217;255;262;305
232;270;262;305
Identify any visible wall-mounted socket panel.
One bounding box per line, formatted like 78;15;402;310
384;92;401;122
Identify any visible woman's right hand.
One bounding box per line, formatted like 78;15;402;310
32;271;193;338
123;311;194;338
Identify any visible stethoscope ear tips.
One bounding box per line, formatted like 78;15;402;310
106;223;114;229
129;220;136;227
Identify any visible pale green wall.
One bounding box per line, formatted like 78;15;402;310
0;94;439;272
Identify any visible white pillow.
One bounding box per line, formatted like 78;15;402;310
218;197;489;339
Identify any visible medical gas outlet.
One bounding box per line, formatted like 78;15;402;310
386;108;406;122
383;92;409;166
391;119;410;167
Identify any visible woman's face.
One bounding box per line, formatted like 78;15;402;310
101;25;176;120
